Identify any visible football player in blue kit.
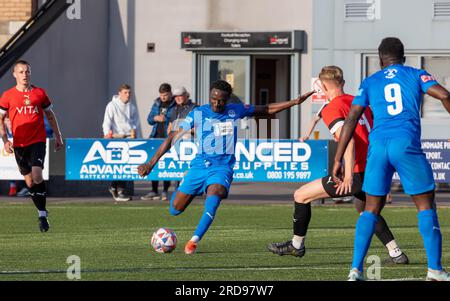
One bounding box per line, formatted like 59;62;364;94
333;37;450;281
139;80;314;254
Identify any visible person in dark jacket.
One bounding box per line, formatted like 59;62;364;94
141;83;176;201
167;87;197;189
167;87;197;133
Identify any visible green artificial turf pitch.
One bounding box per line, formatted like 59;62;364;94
0;202;448;281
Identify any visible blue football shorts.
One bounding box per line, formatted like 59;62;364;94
177;164;234;198
363;137;435;196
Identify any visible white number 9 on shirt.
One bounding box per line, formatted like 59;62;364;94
384;83;403;116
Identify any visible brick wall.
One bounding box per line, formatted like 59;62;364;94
0;0;32;46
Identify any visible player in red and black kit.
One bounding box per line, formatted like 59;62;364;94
0;60;64;232
268;66;409;264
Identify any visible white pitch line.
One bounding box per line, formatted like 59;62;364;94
171;266;428;272
0;267;427;281
0;269;66;275
380;278;423;281
0;265;428;275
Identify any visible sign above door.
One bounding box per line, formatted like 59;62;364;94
181;31;305;51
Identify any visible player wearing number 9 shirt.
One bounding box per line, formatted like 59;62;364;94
268;66;407;265
353;57;438;196
333;37;450;281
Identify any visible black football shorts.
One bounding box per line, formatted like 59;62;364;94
321;172;366;201
13;142;46;176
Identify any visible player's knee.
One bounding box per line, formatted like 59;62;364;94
32;178;44;187
169;191;189;216
216;191;227;199
364;206;382;216
294;189;307;204
169;205;183;216
31;173;43;185
354;199;365;213
207;185;227;199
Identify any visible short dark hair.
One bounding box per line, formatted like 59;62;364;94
378;37;404;60
210;80;233;97
119;84;131;92
14;60;30;70
159;83;172;93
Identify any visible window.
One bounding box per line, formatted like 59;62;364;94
422;56;450;118
363;54;450;119
365;55;419;77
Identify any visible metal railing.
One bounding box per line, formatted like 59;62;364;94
0;0;71;78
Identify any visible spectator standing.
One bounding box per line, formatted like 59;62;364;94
167;87;197;133
141;83;176;201
167;87;197;189
103;84;141;202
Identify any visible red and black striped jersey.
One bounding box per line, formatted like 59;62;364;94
321;94;373;173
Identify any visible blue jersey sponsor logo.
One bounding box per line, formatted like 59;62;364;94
180;104;255;167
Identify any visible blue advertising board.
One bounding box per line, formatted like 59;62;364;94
65;139;329;182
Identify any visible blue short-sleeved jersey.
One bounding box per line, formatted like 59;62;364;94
180;103;255;167
352;64;438;141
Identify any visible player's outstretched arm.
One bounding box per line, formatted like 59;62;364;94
138;128;189;177
426;84;450;114
253;91;315;117
332;105;365;184
44;109;64;152
0;114;13;153
300;115;322;141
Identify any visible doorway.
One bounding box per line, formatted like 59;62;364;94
199;55;250;105
196;53;297;139
253;56;290;139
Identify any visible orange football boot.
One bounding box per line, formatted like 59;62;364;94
184;241;198;254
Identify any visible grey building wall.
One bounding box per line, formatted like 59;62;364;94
6;0;446;140
1;0;314;139
312;0;450;139
109;0;134;95
108;0;143;137
0;0;110;139
132;0;313;139
133;0;207;138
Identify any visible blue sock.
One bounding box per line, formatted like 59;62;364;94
169;192;182;216
193;195;222;241
418;209;442;270
352;211;379;272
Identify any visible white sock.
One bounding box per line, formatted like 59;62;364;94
292;235;305;249
190;235;200;243
38;210;48;218
386;240;402;257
